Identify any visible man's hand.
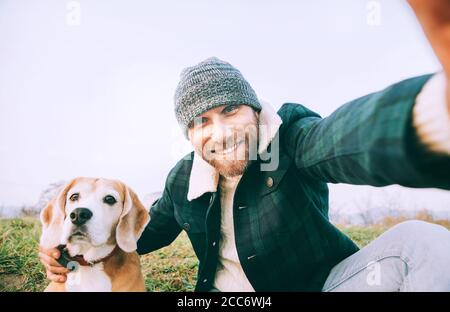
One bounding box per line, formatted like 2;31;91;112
38;246;69;283
407;0;450;109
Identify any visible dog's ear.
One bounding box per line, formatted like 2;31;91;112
116;185;150;253
39;179;76;249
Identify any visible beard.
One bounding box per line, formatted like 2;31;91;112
201;116;259;178
209;153;251;178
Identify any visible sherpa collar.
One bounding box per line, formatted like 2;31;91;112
187;100;283;201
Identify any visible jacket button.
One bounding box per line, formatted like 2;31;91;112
266;177;274;188
203;278;208;283
212;241;217;247
183;223;191;232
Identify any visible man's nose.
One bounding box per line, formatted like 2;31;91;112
210;120;230;143
70;208;93;226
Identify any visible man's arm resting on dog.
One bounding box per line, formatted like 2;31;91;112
136;176;182;255
282;73;450;189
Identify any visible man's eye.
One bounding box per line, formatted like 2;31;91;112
223;105;238;114
192;117;208;127
69;193;79;202
103;195;117;205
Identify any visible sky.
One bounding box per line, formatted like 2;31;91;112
1;0;449;211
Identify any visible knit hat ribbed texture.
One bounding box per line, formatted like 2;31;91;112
174;57;261;136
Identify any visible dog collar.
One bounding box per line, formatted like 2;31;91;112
56;244;119;269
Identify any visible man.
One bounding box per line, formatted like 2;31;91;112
40;1;450;291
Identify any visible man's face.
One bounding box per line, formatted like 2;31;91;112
188;104;259;177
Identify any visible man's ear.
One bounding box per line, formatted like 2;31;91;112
39;179;76;249
116;185;150;253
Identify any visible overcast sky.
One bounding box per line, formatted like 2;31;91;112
1;0;449;210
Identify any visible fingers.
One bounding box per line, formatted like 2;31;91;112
39;246;60;259
38;246;69;283
39;251;65;269
46;270;67;283
39;251;70;283
48;264;70;275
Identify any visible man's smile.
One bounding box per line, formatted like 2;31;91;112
211;140;244;156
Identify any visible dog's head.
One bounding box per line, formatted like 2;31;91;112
40;177;150;253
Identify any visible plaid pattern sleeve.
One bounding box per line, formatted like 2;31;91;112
282;74;450;189
136;186;182;255
135;156;192;255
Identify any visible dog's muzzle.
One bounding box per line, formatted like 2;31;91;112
70;208;93;226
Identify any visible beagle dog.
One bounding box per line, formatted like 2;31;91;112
39;177;150;292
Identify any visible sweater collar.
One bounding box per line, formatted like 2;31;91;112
187;100;282;201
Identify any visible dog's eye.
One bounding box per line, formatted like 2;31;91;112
69;193;79;202
103;195;117;205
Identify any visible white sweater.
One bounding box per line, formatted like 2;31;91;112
213;174;255;292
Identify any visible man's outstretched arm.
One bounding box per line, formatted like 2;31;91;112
282;1;450;188
407;0;450;155
282;73;450;189
408;0;450;86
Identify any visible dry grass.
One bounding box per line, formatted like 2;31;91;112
140;231;198;291
1;215;448;292
378;210;450;229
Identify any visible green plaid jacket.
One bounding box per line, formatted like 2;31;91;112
137;74;450;291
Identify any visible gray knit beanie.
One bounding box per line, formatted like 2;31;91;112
174;57;262;137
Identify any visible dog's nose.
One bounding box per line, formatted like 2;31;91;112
70;208;93;226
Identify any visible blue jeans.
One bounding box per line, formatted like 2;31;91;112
322;220;450;291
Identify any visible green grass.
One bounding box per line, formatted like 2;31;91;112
342;225;387;248
0;218;46;291
0;218;386;292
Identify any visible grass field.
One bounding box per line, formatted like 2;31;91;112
0;217;391;292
